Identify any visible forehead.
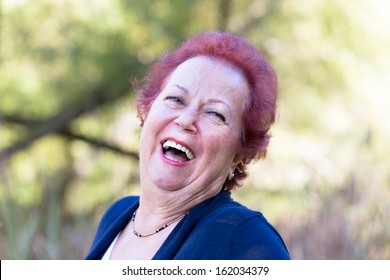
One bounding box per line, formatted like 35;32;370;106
165;56;249;95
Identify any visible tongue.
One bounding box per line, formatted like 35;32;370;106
164;149;188;162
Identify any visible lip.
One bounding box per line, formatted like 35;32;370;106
160;137;195;166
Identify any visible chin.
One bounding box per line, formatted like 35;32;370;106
150;176;186;192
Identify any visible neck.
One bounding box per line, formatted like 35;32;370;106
137;178;224;224
135;170;226;236
131;209;188;238
133;190;188;237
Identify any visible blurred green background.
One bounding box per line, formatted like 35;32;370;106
1;0;389;259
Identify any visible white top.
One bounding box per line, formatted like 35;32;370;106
101;234;119;260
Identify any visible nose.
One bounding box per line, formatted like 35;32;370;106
174;109;198;134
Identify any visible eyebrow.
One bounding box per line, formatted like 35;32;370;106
172;84;190;95
172;84;233;116
207;98;232;114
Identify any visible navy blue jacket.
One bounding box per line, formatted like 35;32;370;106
85;191;290;260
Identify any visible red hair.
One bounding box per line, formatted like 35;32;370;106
134;31;278;190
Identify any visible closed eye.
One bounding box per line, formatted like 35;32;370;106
207;111;227;123
164;95;184;105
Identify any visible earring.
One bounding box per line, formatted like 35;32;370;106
228;172;235;181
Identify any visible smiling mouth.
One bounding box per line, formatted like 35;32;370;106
162;140;195;162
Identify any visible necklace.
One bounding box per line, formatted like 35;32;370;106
131;210;188;238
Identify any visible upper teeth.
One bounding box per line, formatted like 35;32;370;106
163;140;194;160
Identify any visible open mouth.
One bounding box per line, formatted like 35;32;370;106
162;139;195;163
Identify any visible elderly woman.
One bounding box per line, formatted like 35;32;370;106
85;31;290;260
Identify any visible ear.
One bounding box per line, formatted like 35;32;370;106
228;155;242;180
140;116;145;127
139;111;149;127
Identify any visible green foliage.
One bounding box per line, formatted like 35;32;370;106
1;0;389;259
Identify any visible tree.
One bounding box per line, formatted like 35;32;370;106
1;0;389;259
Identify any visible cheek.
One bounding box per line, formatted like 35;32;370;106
203;130;239;160
139;113;161;153
138;129;153;161
141;104;165;132
145;100;172;123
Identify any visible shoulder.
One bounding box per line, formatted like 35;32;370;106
227;213;290;259
94;196;139;239
102;196;139;220
202;192;290;259
205;191;264;224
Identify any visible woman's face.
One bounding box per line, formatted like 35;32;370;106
139;56;249;199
